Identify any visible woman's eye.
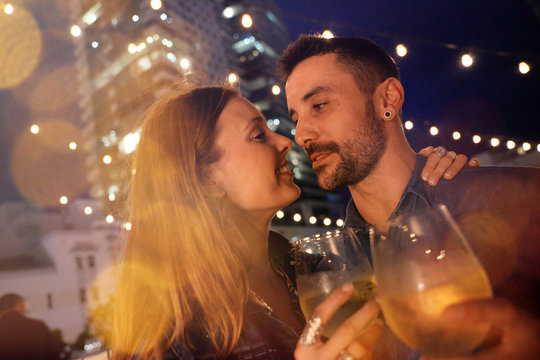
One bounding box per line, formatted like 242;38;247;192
314;103;326;110
254;131;266;140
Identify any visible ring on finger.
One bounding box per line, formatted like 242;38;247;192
338;349;357;360
434;146;447;157
445;151;457;160
299;314;324;347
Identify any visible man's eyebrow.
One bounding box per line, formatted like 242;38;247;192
302;86;331;102
289;86;331;119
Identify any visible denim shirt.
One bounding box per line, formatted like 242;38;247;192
345;155;540;359
164;231;304;359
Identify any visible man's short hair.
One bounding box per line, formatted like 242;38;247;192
0;293;24;313
277;35;400;94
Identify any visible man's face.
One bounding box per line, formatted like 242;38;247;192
285;54;386;190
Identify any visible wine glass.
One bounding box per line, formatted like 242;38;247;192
295;228;377;337
369;204;493;357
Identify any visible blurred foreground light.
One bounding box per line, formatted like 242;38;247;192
506;140;516;150
84;206;93;215
227;72;239;85
473;135;481;144
490;138;500;147
241;13;253;28
461;54;473;67
519;62;530;74
537;144;540;152
452;131;461;140
70;25;81;37
103;155;112;164
522;142;531;151
321;30;334;39
91;41;99;48
124;222;132;231
128;43;137;54
429;126;439;136
271;85;281;95
105;215;115;224
396;43;407;57
0;4;42;89
132;15;139;22
4;3;14;15
336;219;344;227
180;58;190;69
276;210;284;219
404;120;413;130
309;216;317;224
30;124;39;134
150;0;162;10
160;13;167;21
293;213;302;222
323;218;332;226
59;196;68;205
69;141;77;150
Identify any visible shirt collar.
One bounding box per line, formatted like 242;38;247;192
345;155;430;231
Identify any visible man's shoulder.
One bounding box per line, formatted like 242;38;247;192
432;165;539;212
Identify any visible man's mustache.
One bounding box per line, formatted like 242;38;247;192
305;142;340;159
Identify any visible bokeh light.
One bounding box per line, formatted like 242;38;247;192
276;210;284;219
0;3;42;89
321;30;334;39
404;120;413;130
506;140;516;150
473;135;482;144
518;62;530;74
396;43;407;57
227;72;239;85
490;137;500;147
11;120;87;207
309;216;317;224
271;85;281;95
452;131;461;140
522;142;531;151
461;54;473;67
241;13;253;28
429;126;439;136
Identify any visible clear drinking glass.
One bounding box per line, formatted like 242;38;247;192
370;204;493;357
295;228;377;337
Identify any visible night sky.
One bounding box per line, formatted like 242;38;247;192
273;0;540;153
0;0;539;203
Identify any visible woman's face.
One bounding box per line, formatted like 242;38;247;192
209;96;300;216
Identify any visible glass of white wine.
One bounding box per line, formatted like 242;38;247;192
370;204;493;357
295;228;377;337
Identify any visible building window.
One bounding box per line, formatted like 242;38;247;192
88;255;95;269
79;288;86;303
76;256;83;269
47;293;53;309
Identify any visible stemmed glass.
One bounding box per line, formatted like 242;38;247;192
295;228;377;336
370;204;493;357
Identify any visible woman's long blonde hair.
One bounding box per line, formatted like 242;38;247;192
111;86;250;359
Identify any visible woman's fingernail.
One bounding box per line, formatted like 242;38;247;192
342;282;353;291
422;175;427;181
444;172;451;178
428;178;436;185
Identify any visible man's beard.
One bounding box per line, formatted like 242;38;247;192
310;100;386;190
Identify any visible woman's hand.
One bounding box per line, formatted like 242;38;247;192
295;283;383;360
419;146;480;186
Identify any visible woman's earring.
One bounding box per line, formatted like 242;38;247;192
383;110;392;119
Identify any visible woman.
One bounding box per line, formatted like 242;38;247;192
111;85;471;359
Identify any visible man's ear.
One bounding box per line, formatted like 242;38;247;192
374;77;404;121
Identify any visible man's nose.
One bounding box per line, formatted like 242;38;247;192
294;117;317;147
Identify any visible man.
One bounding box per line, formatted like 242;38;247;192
278;36;540;359
0;293;63;360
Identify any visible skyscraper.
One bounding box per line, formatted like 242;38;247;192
68;0;344;224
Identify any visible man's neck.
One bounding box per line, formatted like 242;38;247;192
348;143;416;230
